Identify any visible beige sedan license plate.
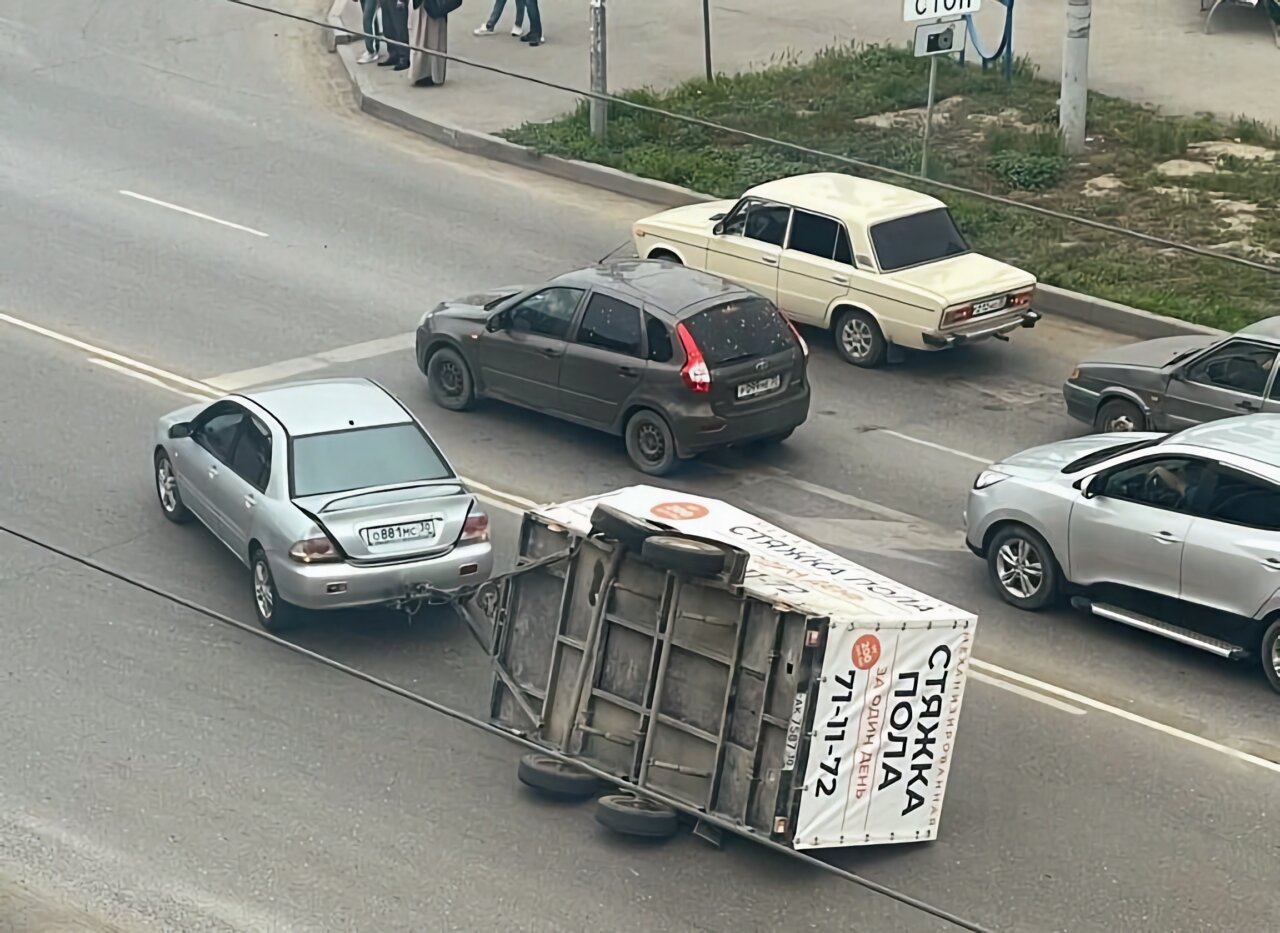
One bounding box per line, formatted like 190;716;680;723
973;295;1008;315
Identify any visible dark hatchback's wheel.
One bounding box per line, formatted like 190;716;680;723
986;525;1062;611
1261;619;1280;695
1095;398;1146;434
251;549;303;633
426;346;476;412
154;450;192;524
517;753;599;800
595;794;679;838
833;308;887;368
625;410;678;476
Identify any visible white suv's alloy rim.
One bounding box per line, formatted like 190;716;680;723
841;318;873;359
996;537;1043;599
1271;633;1280;678
157;459;178;512
254;560;273;620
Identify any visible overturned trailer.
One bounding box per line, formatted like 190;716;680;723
485;486;976;850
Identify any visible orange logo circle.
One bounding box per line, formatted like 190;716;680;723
650;501;709;521
852;634;881;671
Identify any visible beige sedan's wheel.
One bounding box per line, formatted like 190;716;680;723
833;308;886;368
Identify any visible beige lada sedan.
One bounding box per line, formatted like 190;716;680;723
631;172;1039;368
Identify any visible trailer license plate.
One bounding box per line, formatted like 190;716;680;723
363;519;435;546
973;295;1008;315
737;375;781;399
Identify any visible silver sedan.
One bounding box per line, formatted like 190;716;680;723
152;377;494;631
964;415;1280;693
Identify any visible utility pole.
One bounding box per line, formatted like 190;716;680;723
920;56;939;178
589;0;608;141
1059;0;1091;155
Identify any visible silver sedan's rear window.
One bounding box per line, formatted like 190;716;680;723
291;423;452;497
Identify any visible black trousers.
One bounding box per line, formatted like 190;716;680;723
379;0;410;63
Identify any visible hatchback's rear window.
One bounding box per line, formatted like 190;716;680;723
682;298;794;367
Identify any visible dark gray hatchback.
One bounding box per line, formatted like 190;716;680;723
415;260;811;475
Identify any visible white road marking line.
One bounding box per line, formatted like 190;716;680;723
874;429;993;465
119;190;270;238
88;358;214;402
0;312;220;394
970;658;1280;774
968;670;1086;716
8;314;1279;773
204;333;416;390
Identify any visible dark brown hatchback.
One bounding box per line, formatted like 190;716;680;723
415;260;811;475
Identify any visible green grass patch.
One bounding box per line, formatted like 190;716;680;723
503;43;1280;332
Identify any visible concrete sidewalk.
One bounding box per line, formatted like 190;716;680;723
334;0;1280;136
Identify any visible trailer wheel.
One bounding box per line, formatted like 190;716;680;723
640;536;728;578
595;794;679;838
516;753;599;800
590;503;663;552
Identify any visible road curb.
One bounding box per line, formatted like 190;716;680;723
328;41;1227;342
326;0;357;51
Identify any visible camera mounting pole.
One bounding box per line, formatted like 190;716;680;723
907;6;972;178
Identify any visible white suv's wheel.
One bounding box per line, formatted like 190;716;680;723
1261;619;1280;694
987;525;1062;611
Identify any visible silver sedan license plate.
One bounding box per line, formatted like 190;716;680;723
363;519;436;546
737;375;781;399
973;295;1008;315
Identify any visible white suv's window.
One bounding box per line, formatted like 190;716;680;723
1201;469;1280;530
1098;456;1210;512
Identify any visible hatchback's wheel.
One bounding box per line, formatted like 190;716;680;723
625;410;678;476
987;525;1062;611
833;308;887;368
517;753;599;800
1261;619;1280;694
595;794;679;838
426;346;476;412
1095;398;1145;434
251;549;303;633
154;451;192;524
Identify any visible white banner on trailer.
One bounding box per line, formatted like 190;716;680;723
792;623;972;848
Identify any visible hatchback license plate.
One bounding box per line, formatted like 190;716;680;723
363;519;436;546
973;295;1008;315
737;375;781;399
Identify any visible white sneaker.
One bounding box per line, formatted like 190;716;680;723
511;24;526;36
357;50;378;64
474;24;496;35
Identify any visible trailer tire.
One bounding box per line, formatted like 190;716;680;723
640;535;728;578
590;503;663;552
595;794;679;838
516;753;599;800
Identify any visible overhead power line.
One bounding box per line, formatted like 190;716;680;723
222;0;1280;277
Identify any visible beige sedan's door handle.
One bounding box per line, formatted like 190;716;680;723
761;255;778;265
832;275;849;285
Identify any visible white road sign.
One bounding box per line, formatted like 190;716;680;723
903;0;981;23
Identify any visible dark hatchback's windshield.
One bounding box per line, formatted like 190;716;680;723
870;208;970;272
682;297;795;367
291;423;453;497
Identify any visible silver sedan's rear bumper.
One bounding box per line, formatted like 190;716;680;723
270;541;495;611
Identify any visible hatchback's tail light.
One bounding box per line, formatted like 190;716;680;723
288;535;341;563
784;317;809;357
461;509;490;544
676;323;711;393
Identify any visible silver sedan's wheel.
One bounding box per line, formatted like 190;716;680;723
251;549;302;633
986;525;1061;611
154;451;192;524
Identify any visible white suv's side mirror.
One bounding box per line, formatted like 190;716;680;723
1077;474;1100;499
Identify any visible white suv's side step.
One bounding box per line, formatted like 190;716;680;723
1070;597;1248;660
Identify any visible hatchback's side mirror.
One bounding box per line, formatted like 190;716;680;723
168;422;192;439
485;312;506;333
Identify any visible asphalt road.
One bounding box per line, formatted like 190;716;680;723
1;2;1276;932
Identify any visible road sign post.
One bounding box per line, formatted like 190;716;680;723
910;17;969;177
